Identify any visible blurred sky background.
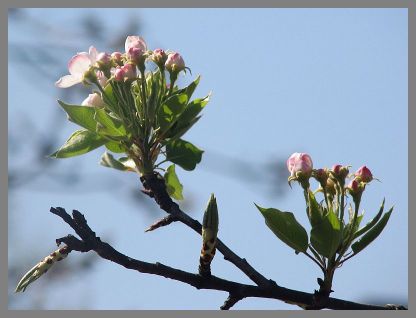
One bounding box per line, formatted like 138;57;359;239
8;8;408;310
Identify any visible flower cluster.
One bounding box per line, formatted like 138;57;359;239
52;35;209;184
256;152;392;296
286;152;375;205
56;35;186;100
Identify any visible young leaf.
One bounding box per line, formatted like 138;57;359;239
58;100;97;131
100;152;128;171
167;94;210;139
165;139;203;171
351;207;393;255
340;213;364;251
164;164;184;200
147;71;161;124
94;108;127;137
353;198;385;240
307;190;323;226
255;204;308;253
168;116;201;140
103;83;117;106
310;209;342;259
175;75;201;100
50;129;106;158
157;93;189;133
105;141;126;153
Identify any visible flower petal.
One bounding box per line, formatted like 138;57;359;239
125;35;147;53
55;74;82;88
88;46;98;63
68;53;91;75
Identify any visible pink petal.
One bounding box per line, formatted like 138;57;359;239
88;46;98;63
125;35;147;53
68;53;91;75
55;74;82;88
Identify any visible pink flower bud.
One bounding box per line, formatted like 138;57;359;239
96;52;112;67
113;67;125;82
121;63;137;80
127;47;145;66
332;164;342;175
287;152;313;177
355;166;373;183
96;71;108;87
81;93;105;107
111;52;123;65
165;52;185;73
313;168;328;186
348;179;360;193
151;48;167;67
125;35;147;53
346;178;365;200
331;164;349;181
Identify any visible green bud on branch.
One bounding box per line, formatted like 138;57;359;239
199;193;219;277
15;246;70;293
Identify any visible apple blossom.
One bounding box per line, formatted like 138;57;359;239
287;152;313;177
96;71;108;87
330;164;349;183
125;35;147;53
81;93;105;107
122;63;137;80
113;67;125;82
165;52;185;73
55;46;99;88
313;168;328;187
96;52;112;68
111;52;123;65
151;48;167;68
127;47;146;67
354;166;373;183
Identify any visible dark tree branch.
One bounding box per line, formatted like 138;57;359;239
49;206;406;310
140;173;274;289
220;293;244;310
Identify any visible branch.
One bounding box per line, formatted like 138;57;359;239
140;173;274;289
49;207;406;310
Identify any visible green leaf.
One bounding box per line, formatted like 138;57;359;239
103;83;117;108
94;108;127;137
175;75;200;100
105;141;126;153
167;94;210;139
351;207;393;255
58;100;97;131
168;116;201;140
100;152;128;171
158;93;189;133
147;71;161;123
307;190;323;226
353;198;385;240
164;164;184;200
50;129;106;158
310;209;342;259
255;204;308;253
340;213;364;251
165;139;203;171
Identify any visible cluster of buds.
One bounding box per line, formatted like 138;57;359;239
287;152;375;205
346;166;374;203
199;194;219;277
55;35;187;105
15;246;70;292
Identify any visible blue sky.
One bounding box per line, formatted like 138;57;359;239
8;8;408;309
